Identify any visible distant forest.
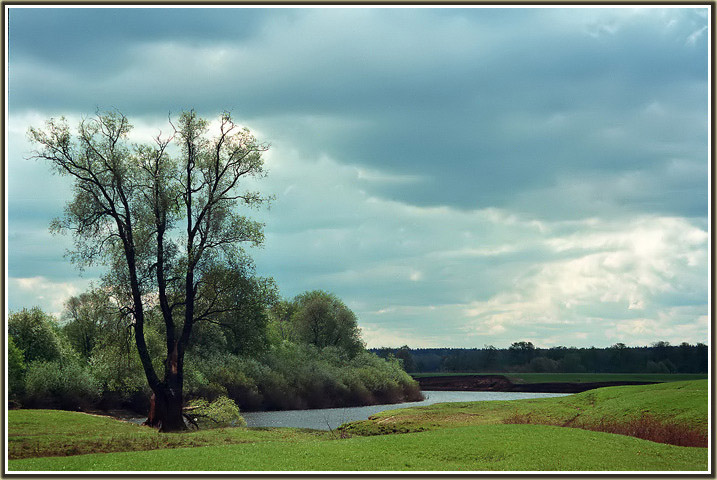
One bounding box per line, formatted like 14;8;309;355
373;341;708;374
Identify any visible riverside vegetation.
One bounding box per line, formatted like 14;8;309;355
8;380;708;471
8;292;421;419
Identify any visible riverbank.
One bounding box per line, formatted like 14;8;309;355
415;374;657;393
341;380;708;447
240;391;567;430
51;391;569;431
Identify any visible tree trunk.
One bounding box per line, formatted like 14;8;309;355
144;384;185;432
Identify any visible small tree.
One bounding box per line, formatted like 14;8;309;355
508;341;535;366
291;291;364;356
188;264;278;357
62;288;113;359
29;110;270;431
267;299;297;343
394;345;416;372
608;342;632;372
482;344;498;370
8;307;62;363
8;336;26;400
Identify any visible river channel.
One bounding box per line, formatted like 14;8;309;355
240;391;569;430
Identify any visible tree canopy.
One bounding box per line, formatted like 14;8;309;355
290;290;365;356
8;307;62;364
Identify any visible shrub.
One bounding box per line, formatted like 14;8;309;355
257;368;297;410
646;359;677;374
183;339;422;412
350;351;423;403
8;336;26;400
528;356;560;373
25;360;100;409
186;354;264;410
579;414;706;447
503;411;707;448
339;370;375;405
8;307;62;363
184;396;246;429
90;343;149;406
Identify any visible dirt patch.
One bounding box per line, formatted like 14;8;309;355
416;375;657;394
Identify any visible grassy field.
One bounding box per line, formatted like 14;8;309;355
9;424;706;471
411;372;708;384
7;380;708;472
341;380;708;445
7;409;331;460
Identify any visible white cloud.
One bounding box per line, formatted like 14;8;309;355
686;25;707;45
459;216;707;346
238;139;709;348
9;276;93;317
409;270;423;282
359;320;447;349
355;166;425;185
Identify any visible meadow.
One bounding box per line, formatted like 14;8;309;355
7;380;708;472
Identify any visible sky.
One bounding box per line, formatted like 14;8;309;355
5;6;711;349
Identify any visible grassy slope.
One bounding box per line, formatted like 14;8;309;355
8;410;330;460
7;380;708;472
341;380;708;437
9;424;707;471
411;372;707;383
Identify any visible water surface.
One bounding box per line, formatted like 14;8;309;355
240;390;569;430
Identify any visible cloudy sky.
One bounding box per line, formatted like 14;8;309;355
6;6;710;348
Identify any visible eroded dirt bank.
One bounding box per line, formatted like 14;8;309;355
416;375;657;394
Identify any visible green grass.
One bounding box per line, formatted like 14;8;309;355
7;409;330;460
7;380;708;472
411;372;707;384
341;380;708;441
9;424;707;471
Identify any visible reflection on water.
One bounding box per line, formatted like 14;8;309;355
240;390;570;431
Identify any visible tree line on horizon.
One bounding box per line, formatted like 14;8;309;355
375;341;708;374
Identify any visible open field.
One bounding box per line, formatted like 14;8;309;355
9;423;706;471
7;380;708;472
411;372;708;384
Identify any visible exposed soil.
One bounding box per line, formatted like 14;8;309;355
503;411;707;448
416;375;657;394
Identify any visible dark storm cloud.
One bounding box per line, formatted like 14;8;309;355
8;7;274;64
8;4;708;222
9;8;707;212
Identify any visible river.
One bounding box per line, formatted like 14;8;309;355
239;391;569;430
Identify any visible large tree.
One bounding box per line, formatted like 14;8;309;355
29;110;270;431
